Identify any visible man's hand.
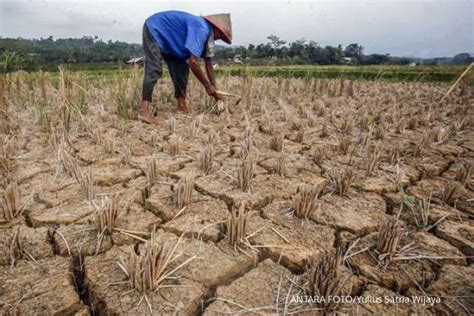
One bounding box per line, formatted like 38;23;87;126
205;84;224;101
205;84;217;96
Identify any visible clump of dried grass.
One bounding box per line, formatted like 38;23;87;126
339;117;354;134
145;158;159;187
314;102;326;117
304;249;345;313
407;117;418;130
376;218;403;264
117;231;195;295
0;136;15;172
358;134;370;146
320;122;329;137
291;120;303;131
176;171;195;209
295;129;305;143
412;135;432;157
188;115;203;137
237;157;254;191
359;115;372;132
395;121;405;134
7;227;23;266
455;163;472;186
7;227;35;267
373;124;386;140
199;144;213;174
440;181;459;204
95;194;120;236
313;146;327;165
56;140;78;176
388;145;401;164
403;193;434;230
90;126;103;145
1;182;28;222
73;167;95;201
167;116;176;133
329;167;356;196
112;67;141;121
270;134;284;152
168;134;181;156
452;117;469;133
365;145;381;176
240;137;252;159
121;142;132;166
275;155;285;176
226;204;249;249
433;127;450;143
243;125;252;139
338;137;352;155
103;132;116;154
346;80;354;97
292;185;322;219
60;105;72;135
205;128;220;145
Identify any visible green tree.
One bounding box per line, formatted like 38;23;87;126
344;43;364;58
1;51;24;72
266;35;286;49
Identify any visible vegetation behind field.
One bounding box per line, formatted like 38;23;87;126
1;36;472;76
10;64;471;86
1;36;472;84
216;65;473;84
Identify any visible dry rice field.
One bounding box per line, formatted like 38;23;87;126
0;69;473;315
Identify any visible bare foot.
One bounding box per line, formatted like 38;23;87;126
139;100;159;124
177;97;190;113
177;105;190;113
138;111;158;124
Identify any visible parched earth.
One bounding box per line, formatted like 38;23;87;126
0;73;473;315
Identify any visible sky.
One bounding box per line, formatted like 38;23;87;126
0;0;472;58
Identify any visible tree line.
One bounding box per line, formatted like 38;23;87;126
214;36;472;66
0;35;472;72
0;36;142;72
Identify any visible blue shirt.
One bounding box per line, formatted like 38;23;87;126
145;11;212;60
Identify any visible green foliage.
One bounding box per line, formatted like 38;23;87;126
267;35;286;48
1;36;471;73
215;65;468;83
402;194;417;209
344;43;364;58
0;51;37;72
1;51;21;72
0;36;142;72
215;41;348;65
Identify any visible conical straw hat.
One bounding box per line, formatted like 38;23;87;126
204;13;232;44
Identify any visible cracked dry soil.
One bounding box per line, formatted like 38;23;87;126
1;72;473;315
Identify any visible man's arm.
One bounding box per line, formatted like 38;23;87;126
205;59;216;88
187;55;218;97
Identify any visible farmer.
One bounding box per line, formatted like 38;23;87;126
139;11;232;124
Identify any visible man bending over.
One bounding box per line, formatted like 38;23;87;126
140;11;232;124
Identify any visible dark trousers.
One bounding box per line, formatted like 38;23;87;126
142;24;190;102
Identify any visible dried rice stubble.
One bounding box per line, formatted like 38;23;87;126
237;157;254;192
302;249;349;313
117;231;196;313
1;181;31;223
176;171;195;210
